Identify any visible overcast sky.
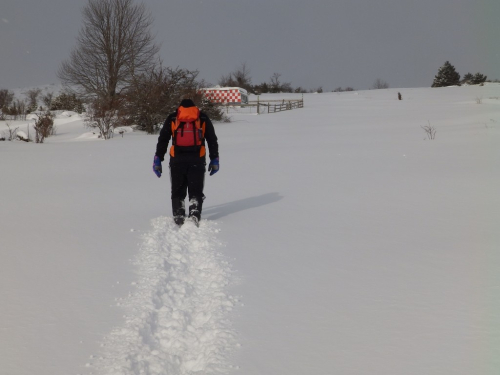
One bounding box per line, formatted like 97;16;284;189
1;0;498;92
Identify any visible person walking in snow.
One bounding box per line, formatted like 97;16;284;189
153;98;219;226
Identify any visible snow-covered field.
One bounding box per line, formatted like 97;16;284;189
1;84;500;375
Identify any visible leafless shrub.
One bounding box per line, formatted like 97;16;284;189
475;96;482;104
373;79;389;89
3;99;28;121
33;112;55;143
5;123;19;141
421;122;437;140
84;100;121;139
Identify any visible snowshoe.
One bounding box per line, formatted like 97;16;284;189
174;215;185;226
187;215;199;227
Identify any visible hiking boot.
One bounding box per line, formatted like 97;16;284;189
174;215;185;226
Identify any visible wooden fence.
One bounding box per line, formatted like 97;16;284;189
219;98;304;115
250;99;304;114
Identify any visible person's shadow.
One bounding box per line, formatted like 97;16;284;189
203;192;283;220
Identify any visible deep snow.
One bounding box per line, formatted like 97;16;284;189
1;84;500;375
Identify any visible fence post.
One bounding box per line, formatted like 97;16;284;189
257;95;260;115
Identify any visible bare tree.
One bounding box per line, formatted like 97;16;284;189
42;92;54;109
0;89;14;109
124;64;225;133
124;65;197;134
58;0;159;107
218;63;253;93
232;63;253;92
218;73;233;87
12;99;27;121
372;79;389;89
268;73;293;93
269;73;282;93
24;88;42;112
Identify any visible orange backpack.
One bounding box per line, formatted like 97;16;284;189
169;106;206;157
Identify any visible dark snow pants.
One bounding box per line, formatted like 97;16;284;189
169;162;205;220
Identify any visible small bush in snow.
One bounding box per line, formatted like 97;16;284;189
16;131;30;142
421;122;437;140
5;123;19;141
33;111;55;143
84;100;120;140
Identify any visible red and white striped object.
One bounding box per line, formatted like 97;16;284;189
200;88;246;104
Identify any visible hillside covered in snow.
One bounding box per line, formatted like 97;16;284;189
1;84;500;375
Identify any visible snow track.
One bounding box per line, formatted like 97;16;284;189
92;217;238;375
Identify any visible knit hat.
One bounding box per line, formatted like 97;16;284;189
179;98;195;108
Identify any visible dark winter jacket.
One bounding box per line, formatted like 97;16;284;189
155;107;219;164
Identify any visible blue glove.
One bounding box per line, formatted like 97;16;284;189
153;155;162;178
208;157;219;176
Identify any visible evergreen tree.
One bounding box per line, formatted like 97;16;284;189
462;72;473;84
50;93;84;113
432;61;461;87
471;72;487;85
